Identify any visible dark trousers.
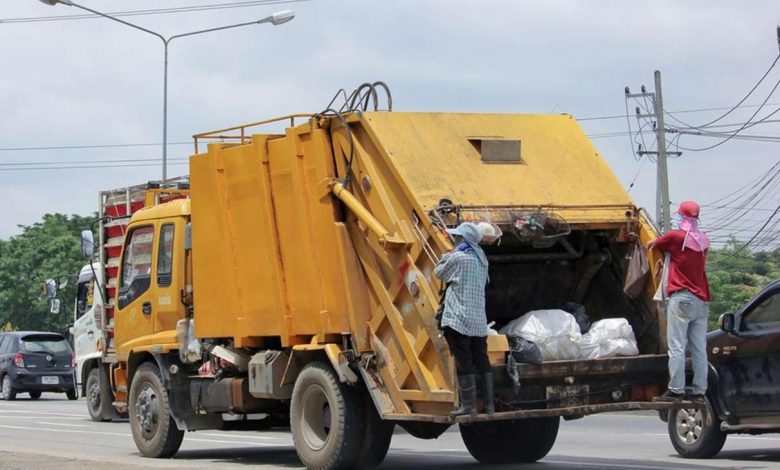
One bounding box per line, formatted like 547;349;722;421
443;327;491;376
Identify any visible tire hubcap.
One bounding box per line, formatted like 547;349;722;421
300;384;332;451
88;382;101;410
676;407;703;445
135;385;159;439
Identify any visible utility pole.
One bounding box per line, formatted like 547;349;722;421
625;71;679;232
653;71;671;232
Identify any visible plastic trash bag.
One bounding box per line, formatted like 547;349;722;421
624;244;649;299
500;309;582;361
508;336;543;365
579;318;639;360
563;302;591;335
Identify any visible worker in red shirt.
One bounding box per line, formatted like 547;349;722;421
648;200;710;402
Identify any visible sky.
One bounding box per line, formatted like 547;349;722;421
1;0;779;248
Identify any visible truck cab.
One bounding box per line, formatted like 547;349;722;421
72;263;102;390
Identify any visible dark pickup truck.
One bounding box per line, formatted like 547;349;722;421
664;278;780;458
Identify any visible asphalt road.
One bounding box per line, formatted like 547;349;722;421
1;394;779;469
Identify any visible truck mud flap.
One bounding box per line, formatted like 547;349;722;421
155;354;223;431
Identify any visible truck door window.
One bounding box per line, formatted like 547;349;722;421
157;224;174;287
76;280;94;318
743;291;780;332
119;225;154;309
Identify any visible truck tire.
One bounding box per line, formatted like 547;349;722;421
355;394;394;469
399;422;451;439
667;396;727;458
2;375;16;401
290;362;364;470
129;362;184;458
460;417;559;464
86;368;110;422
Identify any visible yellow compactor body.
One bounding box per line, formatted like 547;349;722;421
101;108;672;469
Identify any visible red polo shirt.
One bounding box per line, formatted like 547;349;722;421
653;229;711;302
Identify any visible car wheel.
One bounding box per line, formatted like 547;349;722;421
129;362;184;458
29;391;42;400
2;375;16;401
66;388;78;400
667;395;727;458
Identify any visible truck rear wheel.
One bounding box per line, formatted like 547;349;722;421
668;396;726;458
290;362;364;470
356;394;394;469
129;362;184;458
460;417;559;464
86;368;110;422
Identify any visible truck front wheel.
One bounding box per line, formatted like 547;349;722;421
460;417;559;464
290;362;364;470
86;368;110;422
129;362;184;458
668;396;726;458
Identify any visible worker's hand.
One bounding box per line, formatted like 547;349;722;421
645;240;655;251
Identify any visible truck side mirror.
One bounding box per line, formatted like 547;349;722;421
49;298;61;315
719;312;736;334
81;230;95;260
43;278;57;298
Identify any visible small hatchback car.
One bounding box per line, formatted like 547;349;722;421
666;279;780;458
0;331;77;400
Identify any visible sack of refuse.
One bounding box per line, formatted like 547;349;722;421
508;336;543;365
579;318;639;360
500;309;582;361
562;302;591;335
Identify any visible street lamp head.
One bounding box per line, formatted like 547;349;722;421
38;0;73;5
268;10;295;26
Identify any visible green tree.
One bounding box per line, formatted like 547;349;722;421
0;213;95;334
706;238;780;328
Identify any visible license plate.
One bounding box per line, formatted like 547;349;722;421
41;376;59;385
546;384;589;407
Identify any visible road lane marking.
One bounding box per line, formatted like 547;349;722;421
544;459;685;469
0;424;289;447
0;416;86;420
202;433;282;441
36;421;89;427
0;410;85;418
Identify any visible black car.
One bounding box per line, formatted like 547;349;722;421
0;331;77;400
665;279;780;458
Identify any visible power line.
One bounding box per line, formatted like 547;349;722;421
0;157;188;167
577;102;780;122
0;162;188;172
0;0;312;24
0;142;191;152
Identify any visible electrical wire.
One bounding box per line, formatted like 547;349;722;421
0;142;191;152
0;0;312;24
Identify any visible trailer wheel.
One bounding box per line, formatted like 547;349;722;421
290;362;364;470
668;396;726;458
460;417;559;464
86;368;110;422
355;394;394;469
129;362;184;458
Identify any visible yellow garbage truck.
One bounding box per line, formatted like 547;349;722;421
80;83;677;468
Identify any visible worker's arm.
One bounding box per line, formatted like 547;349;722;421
646;231;680;252
434;252;461;283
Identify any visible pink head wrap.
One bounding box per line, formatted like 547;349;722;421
674;201;709;252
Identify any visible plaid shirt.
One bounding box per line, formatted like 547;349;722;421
434;250;489;337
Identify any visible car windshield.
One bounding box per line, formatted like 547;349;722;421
21;335;71;354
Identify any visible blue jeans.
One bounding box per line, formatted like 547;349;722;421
666;290;709;394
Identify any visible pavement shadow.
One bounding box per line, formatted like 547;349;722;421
707;448;780;463
173;446;302;468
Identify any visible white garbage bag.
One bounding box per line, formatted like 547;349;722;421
579;318;639;360
500;309;582;361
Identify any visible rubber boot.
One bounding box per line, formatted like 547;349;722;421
450;374;477;417
482;372;495;415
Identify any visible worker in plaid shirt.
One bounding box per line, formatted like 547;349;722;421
434;222;493;416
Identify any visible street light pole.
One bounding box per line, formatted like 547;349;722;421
39;0;295;180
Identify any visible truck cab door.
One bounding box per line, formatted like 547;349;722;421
72;266;99;383
153;221;185;334
114;224;156;358
719;286;780;416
